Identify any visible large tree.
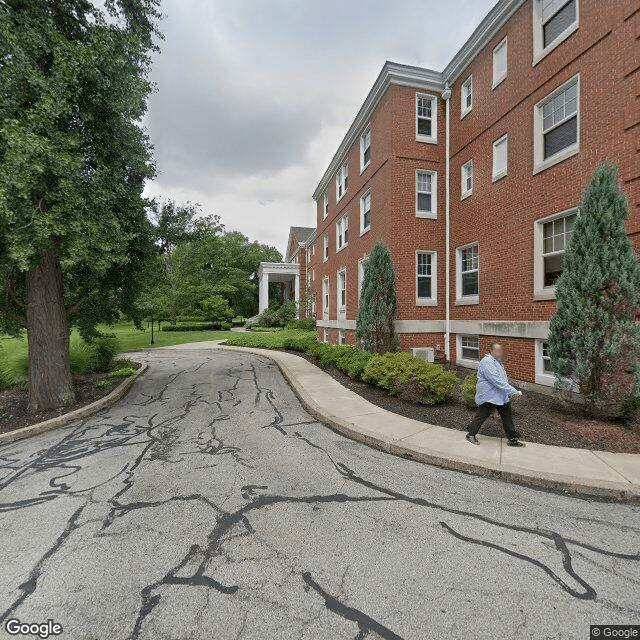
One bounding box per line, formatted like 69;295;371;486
548;163;640;415
0;0;161;411
356;243;399;353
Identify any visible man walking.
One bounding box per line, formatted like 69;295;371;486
466;343;524;447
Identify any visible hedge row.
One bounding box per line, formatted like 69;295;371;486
162;322;232;331
224;330;456;404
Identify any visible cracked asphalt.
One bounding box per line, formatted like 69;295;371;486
0;347;639;640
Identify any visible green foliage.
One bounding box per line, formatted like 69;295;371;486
0;339;29;388
462;373;478;407
109;366;136;378
93;379;114;390
286;318;316;331
224;329;317;350
86;335;119;373
221;323;232;331
363;352;457;405
548;164;640;415
356;243;399;354
112;358;136;371
256;300;298;328
162;323;215;332
200;294;234;324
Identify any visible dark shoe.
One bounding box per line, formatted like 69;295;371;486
507;438;525;447
466;434;479;445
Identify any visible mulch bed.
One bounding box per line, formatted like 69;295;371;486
0;363;141;436
281;350;640;454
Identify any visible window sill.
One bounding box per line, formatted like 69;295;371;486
323;257;328;263
416;211;437;220
533;145;579;175
461;190;473;201
416;299;437;307
492;75;506;90
532;22;579;67
461;107;472;120
359;161;371;175
533;287;556;301
416;135;437;145
535;373;556;387
360;226;370;238
492;170;507;183
336;191;347;204
456;296;479;306
457;357;479;370
336;243;348;254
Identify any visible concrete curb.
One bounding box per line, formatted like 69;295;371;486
217;344;640;504
0;364;148;447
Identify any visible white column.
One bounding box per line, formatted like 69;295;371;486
259;271;269;313
294;273;300;318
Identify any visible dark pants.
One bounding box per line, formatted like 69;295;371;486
467;402;519;439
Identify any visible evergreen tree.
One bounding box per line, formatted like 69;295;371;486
548;163;640;415
0;0;161;411
356;243;399;353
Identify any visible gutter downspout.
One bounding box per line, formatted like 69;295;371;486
442;82;452;363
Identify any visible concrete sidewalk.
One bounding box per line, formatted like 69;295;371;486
188;341;640;502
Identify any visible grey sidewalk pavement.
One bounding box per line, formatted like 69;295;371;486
170;341;640;503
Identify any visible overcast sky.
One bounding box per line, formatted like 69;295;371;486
143;0;497;256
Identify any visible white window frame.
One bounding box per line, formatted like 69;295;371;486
461;75;473;118
456;334;481;369
492;37;508;88
336;162;348;201
336;214;349;252
337;268;346;315
358;255;368;303
360;190;371;235
360;125;371;173
461;160;473;200
533;74;580;174
416;92;437;144
323;191;329;219
338;329;346;345
533;207;578;300
323;233;329;262
456;242;479;305
323;328;329;343
535;339;556;386
492;134;508;182
416;251;437;307
322;276;329;320
533;0;579;65
416;169;437;219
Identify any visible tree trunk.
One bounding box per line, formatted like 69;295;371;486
26;250;75;412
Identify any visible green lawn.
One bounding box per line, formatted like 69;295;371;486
0;322;232;389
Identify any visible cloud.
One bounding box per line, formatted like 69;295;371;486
144;0;497;253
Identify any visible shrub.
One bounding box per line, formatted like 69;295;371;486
224;329;317;350
109;366;137;378
162;322;215;331
112;359;136;372
461;373;477;407
93;380;114;390
286;318;316;331
86;335;119;373
221;323;232;331
363;352;457;405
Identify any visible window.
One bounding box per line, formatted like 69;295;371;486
339;329;346;345
416;251;436;305
416;93;437;142
535;339;556;385
337;269;346;310
336;215;348;251
459;335;480;362
492;37;508;88
323;191;329;219
360;126;371;172
336;162;348;200
322;277;329;318
492;135;508;181
416;170;437;218
533;208;577;298
323;328;329;343
534;76;579;172
323;234;329;261
541;341;553;373
461;161;473;199
533;0;578;61
360;191;371;233
358;256;368;300
461;76;472;117
457;243;479;303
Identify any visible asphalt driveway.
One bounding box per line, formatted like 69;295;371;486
0;347;638;639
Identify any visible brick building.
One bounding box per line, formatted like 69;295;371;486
275;0;639;390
